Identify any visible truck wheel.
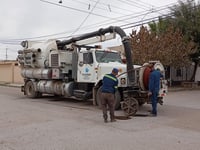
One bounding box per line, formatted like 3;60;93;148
25;81;39;98
96;87;121;110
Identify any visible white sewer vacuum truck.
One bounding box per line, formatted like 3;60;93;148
17;26;167;116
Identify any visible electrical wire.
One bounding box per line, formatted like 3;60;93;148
0;2;175;42
48;3;173;36
87;0;142;13
127;0;155;8
68;0;128;15
0;0;196;60
39;0;131;22
0;1;189;43
121;14;173;29
70;0;100;35
116;0;151;11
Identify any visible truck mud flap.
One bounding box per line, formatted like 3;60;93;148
21;85;25;93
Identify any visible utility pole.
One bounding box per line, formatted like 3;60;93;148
5;48;8;61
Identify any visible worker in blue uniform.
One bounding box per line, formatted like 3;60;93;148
101;68;119;123
148;63;163;116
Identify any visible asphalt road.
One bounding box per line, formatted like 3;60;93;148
0;86;200;150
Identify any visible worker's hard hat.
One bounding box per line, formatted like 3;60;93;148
112;68;119;73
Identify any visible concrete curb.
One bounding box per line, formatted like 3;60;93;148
0;83;22;88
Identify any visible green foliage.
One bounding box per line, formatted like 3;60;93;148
149;17;172;34
149;0;200;63
144;0;200;81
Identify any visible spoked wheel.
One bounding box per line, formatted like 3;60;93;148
121;97;139;116
25;80;40;98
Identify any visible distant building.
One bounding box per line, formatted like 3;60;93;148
109;45;199;86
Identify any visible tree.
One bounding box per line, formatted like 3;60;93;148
130;25;195;68
149;17;172;34
148;0;200;81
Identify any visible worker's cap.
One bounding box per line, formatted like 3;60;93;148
112;68;119;73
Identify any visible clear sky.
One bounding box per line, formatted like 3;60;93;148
0;0;190;60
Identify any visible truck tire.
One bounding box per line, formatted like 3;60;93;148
25;80;40;98
96;86;121;110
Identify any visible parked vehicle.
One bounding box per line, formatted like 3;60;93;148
17;26;167;116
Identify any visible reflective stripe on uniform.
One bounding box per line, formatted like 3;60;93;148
104;74;117;82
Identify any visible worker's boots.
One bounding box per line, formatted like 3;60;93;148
103;114;108;123
110;116;116;122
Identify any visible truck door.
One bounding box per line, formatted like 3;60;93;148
77;52;96;82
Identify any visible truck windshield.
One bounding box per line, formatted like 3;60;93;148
95;51;122;63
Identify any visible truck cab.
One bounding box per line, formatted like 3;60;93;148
77;49;128;85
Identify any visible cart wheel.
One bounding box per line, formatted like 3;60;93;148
121;97;139;116
139;101;145;106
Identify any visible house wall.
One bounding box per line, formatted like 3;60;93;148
195;66;200;82
0;62;13;83
14;63;23;83
0;61;23;84
170;65;194;81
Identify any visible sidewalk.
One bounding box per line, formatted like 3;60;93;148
168;86;200;92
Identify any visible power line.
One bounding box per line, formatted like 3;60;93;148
68;0;128;15
121;14;174;29
0;2;175;42
49;3;174;36
40;1;180;31
128;0;155;8
87;0;140;13
70;0;100;35
0;1;183;43
123;0;165;16
5;48;8;60
116;0;151;11
40;0;131;23
0;14;171;44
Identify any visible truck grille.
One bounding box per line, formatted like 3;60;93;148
51;53;59;67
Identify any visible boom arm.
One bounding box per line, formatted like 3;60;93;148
57;26;135;85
